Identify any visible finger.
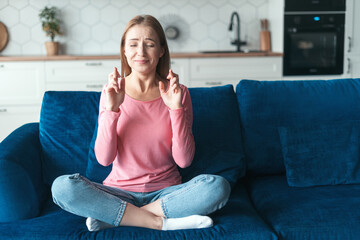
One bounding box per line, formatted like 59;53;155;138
159;81;165;94
119;77;125;90
115;67;121;78
167;69;174;80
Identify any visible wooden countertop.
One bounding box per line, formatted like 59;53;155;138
0;52;283;62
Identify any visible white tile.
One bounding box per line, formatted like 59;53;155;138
0;0;8;9
0;6;20;27
100;5;120;25
111;22;126;41
31;23;47;43
111;0;129;8
238;3;256;23
191;22;208;41
62;5;81;26
199;4;218;24
12;24;31;44
159;5;178;16
82;40;101;54
92;0;110;9
189;0;208;8
131;0;148;8
218;4;236;24
198;38;218;51
69;23;91;43
70;0;90;9
20;5;38;27
23;41;42;55
9;0;28;9
92;23;111;42
81;5;100;25
1;42;22;55
120;5;141;23
139;5;160;18
209;21;228;42
179;4;198;24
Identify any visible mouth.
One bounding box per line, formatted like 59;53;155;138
134;60;149;64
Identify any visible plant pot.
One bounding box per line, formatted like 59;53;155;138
45;41;59;56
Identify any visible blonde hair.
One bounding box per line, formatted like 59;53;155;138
120;15;170;79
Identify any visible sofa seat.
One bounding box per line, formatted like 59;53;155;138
0;182;277;240
246;175;360;240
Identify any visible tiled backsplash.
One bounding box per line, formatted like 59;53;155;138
0;0;269;55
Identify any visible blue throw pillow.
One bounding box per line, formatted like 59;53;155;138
86;120;112;183
86;85;245;187
278;121;360;187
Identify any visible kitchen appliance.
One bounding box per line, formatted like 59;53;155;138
283;0;345;76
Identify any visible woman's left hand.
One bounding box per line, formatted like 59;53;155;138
159;69;183;110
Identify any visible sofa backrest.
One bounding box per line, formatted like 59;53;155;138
236;79;360;176
87;85;246;187
39;91;100;185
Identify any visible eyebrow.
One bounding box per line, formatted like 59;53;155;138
129;38;156;42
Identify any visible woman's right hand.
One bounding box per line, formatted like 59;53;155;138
105;67;125;112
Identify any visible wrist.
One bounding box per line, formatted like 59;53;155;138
169;103;183;110
106;105;120;112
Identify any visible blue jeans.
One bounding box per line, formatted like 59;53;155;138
52;174;231;226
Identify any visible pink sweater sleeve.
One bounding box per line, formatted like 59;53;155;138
94;89;120;166
169;86;195;168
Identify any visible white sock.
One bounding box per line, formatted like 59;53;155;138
161;215;213;231
86;217;115;232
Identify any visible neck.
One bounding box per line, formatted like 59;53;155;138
129;72;159;93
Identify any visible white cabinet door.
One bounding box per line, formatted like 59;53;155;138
189;57;282;88
0;62;45;105
170;58;190;86
45;60;120;91
0;105;41;142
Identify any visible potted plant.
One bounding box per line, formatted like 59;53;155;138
39;6;62;56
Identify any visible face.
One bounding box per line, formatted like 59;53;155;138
124;24;164;76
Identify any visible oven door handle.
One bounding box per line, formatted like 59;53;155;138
348;36;352;53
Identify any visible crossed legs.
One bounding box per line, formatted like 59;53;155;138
52;174;230;231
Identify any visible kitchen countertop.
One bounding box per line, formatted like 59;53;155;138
0;52;283;62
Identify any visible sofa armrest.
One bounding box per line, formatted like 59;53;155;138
0;123;47;222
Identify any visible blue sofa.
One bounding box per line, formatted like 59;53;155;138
1;79;360;239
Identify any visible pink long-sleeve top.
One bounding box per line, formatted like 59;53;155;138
94;84;195;192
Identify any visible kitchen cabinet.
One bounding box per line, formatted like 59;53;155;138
45;60;120;91
0;54;282;141
189;57;282;88
170;58;190;86
0;61;45;142
344;0;360;78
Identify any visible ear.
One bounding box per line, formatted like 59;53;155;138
160;47;165;58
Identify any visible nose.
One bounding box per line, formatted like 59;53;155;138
137;43;145;56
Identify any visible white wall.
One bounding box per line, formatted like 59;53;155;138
0;0;271;55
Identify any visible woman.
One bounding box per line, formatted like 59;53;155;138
52;15;231;232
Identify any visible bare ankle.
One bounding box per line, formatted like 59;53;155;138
154;216;163;230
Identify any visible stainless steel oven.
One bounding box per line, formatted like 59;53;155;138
283;0;345;76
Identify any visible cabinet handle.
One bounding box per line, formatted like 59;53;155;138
205;81;222;86
86;84;103;89
0;64;4;68
85;62;102;66
0;108;7;113
347;58;351;74
348;36;352;53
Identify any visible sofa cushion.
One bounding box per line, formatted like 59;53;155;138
278;121;360;187
236;78;360;176
86;85;246;187
247;175;360;240
40;91;100;185
0;183;278;240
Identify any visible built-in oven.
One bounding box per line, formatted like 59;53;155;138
283;0;345;76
